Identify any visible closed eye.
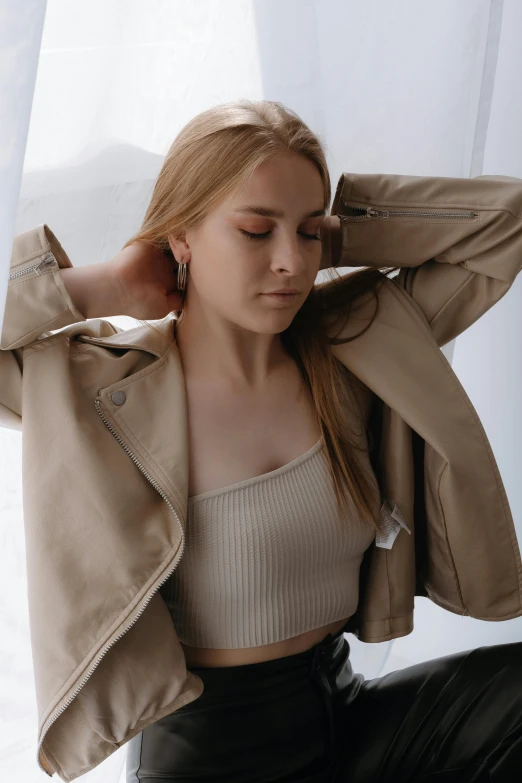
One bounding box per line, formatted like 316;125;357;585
240;229;321;241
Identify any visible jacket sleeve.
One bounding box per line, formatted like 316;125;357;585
0;224;87;430
330;172;522;347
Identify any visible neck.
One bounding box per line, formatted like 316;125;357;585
175;307;291;390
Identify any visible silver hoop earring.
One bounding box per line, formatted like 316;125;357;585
178;261;188;292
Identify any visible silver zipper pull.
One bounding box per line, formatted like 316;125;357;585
366;207;389;218
8;252;57;281
338;206;389;220
35;253;57;274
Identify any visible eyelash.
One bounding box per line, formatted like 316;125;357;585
240;229;321;241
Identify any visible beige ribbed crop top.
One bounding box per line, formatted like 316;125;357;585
160;436;377;648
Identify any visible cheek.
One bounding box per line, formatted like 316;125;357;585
192;229;266;297
191;250;252;302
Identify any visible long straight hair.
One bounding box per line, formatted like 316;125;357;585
123;99;399;531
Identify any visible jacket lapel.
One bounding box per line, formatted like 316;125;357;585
329;276;482;465
79;315;190;537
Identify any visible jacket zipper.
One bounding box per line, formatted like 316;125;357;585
8;252;57;281
36;399;186;775
338;204;479;220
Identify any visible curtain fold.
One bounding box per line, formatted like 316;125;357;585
0;0;47;331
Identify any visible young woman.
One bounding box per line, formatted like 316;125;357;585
108;101;522;783
2;99;522;782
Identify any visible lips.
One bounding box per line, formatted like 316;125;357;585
263;292;299;304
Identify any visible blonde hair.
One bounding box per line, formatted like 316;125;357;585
123;99;399;531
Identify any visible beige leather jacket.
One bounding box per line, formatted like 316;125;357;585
2;172;522;781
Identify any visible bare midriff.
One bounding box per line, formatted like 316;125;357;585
180;615;350;668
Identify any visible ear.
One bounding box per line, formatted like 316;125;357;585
167;233;190;262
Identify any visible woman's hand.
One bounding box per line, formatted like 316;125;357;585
111;241;183;320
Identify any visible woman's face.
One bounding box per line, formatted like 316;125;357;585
170;152;326;335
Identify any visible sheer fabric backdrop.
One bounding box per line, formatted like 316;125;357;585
1;1;521;780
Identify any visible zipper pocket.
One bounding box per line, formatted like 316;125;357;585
8;252;57;281
339;204;479;220
36;399;186;775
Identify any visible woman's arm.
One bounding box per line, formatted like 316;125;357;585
326;172;522;346
0;225;123;431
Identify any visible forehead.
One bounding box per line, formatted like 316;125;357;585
232;205;325;219
221;154;325;216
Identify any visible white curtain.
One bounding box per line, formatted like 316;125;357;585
1;1;521;780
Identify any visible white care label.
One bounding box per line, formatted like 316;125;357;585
375;499;412;550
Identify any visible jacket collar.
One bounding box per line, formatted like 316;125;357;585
77;314;177;357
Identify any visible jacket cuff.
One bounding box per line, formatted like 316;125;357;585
10;224;74;271
329;171;522;269
2;225;86;350
320;216;343;269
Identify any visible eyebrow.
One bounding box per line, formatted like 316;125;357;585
232;206;326;219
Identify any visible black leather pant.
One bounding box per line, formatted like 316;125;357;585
126;625;522;782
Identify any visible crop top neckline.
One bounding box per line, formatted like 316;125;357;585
188;435;324;504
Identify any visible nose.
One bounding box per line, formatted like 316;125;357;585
271;236;309;276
